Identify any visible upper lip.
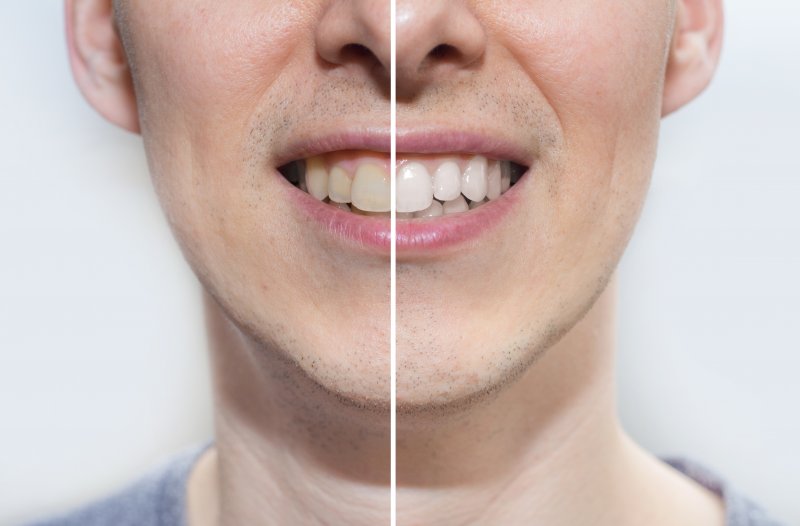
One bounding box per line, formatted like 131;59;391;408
396;126;534;167
275;125;533;167
274;127;390;167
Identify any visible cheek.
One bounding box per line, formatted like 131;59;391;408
493;0;671;232
123;1;318;261
131;1;313;141
496;1;670;124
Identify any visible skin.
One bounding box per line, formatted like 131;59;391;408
69;0;392;524
394;0;725;524
67;0;724;524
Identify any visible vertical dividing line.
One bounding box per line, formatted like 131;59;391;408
389;0;397;524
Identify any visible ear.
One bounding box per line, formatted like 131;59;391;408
65;0;139;133
662;0;724;116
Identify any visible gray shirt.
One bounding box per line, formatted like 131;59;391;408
27;445;786;526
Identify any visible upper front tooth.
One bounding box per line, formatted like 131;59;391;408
305;157;328;201
461;156;488;202
328;166;352;203
351;163;390;212
433;161;462;201
397;162;434;213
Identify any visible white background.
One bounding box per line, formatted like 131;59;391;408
1;2;798;525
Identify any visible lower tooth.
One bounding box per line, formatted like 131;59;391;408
442;195;469;215
397;212;414;219
469;198;488;210
333;202;351;212
352;205;387;217
414;200;444;218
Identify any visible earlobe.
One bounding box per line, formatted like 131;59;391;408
66;0;139;133
662;0;724;116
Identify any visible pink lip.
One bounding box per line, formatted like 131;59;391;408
280;129;530;257
395;183;521;257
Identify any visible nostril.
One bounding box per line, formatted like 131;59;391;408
340;43;377;64
420;44;468;72
428;44;459;61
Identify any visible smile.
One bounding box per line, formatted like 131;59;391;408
276;131;531;255
278;153;526;218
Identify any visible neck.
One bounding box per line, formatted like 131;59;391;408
188;278;723;526
189;292;390;526
396;278;723;525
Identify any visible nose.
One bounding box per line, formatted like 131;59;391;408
396;1;486;99
316;1;391;90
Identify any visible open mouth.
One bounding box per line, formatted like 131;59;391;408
278;151;527;218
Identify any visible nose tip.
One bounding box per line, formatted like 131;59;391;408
396;1;486;99
316;1;391;87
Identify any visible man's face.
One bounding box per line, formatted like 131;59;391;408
113;0;680;409
116;1;392;404
395;0;675;409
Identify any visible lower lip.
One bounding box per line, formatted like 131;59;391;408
286;171;523;257
395;186;519;257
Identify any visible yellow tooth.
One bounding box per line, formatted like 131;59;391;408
351;163;390;212
305;157;328;200
328;166;352;203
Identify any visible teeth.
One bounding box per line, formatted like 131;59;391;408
433;161;462;201
414;200;443;218
351;163;391;212
501;162;511;193
306;157;328;201
461;156;488;202
328;166;352;204
282;153;525;219
352;205;386;217
469;198;488;210
397;162;434;213
442;195;469;215
486;162;502;200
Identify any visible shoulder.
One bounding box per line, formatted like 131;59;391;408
26;444;209;526
663;457;787;526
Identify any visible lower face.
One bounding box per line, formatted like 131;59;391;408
391;0;674;410
121;0;674;409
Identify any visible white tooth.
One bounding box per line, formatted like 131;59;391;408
333;202;351;212
442;195;469;215
500;162;511;193
397;162;434;213
487;162;501;200
305;157;328;200
433;161;462;201
351;163;390;212
328;166;352;203
469;198;488;210
396;212;415;219
414;200;444;218
461;156;488;202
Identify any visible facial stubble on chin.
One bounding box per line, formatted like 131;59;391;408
394;259;617;418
